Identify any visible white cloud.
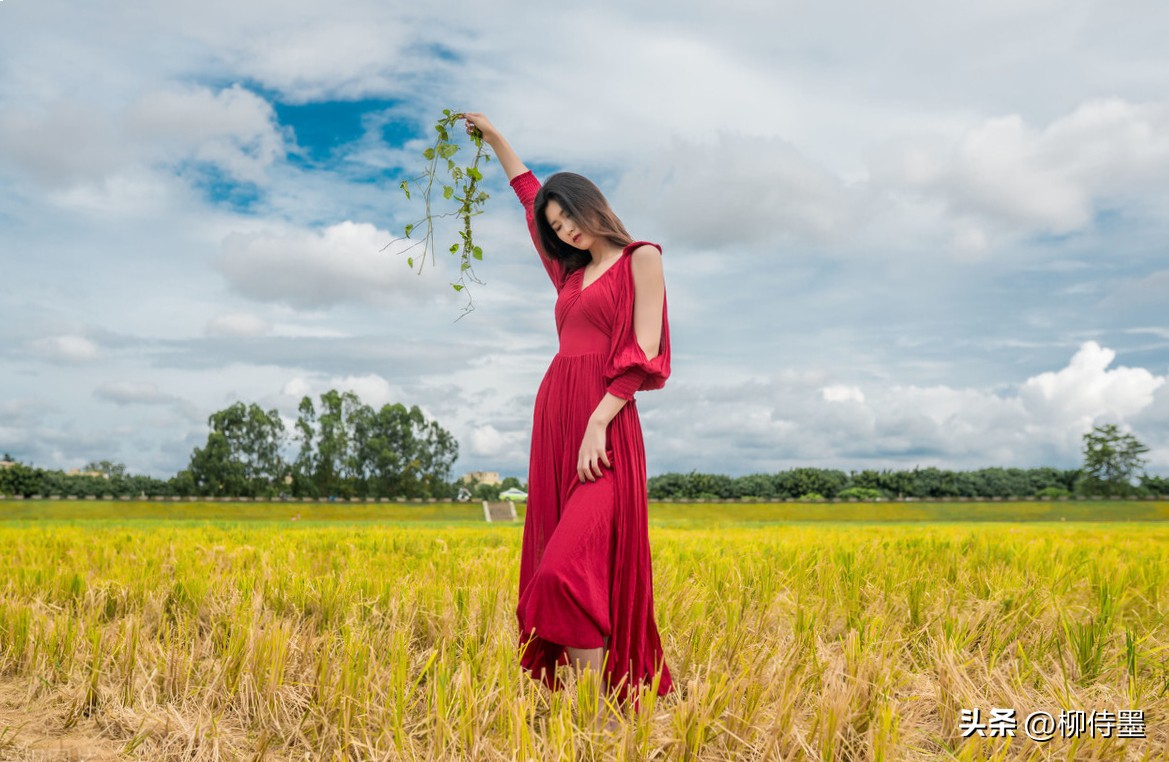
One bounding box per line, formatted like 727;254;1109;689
332;374;397;409
29;335;100;363
822;384;865;403
126;83;285;183
872;98;1169;238
279;373;397;409
205;311;273;337
1019;341;1166;430
614;132;858;248
469;423;527;460
215;19;417;103
0;101;131;187
217;221;447;309
281;377;313;399
0;83;284;191
649;342;1168;473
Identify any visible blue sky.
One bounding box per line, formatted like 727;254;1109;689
1;0;1167;481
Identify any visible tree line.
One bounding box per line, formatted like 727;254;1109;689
0;389;460;500
647;425;1164;500
1;412;1164;500
180;390;459;498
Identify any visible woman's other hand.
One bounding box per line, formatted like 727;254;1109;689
577;420;613;482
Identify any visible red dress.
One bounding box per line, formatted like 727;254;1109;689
510;170;675;709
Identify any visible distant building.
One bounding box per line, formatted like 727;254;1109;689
0;460;14;470
66;468;108;478
460;470;502;486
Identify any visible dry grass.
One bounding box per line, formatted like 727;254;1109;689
0;521;1165;760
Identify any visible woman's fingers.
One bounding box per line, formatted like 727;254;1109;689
576;442;614;482
462;112;496;142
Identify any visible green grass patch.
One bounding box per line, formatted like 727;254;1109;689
1;498;1166;524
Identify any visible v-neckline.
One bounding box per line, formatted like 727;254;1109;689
578;249;627;293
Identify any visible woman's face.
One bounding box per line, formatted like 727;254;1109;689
545;199;595;250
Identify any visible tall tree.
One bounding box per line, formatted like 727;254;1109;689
291;396;320;497
188;402;286;496
1080;423;1149;496
188;430;243;496
313;390;365;497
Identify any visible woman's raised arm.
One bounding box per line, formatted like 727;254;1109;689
463;112;527;181
463;112;566;292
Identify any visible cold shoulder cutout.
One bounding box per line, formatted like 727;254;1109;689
603;241;671;401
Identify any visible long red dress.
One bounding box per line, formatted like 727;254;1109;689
510;170;675;710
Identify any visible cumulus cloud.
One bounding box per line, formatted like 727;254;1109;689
1019;341;1165;430
468;423;529;463
822;384;865;403
28;335;101;363
0;83;284;190
126;83;285;183
871;98;1169;243
651;342;1167;474
214;19;418;103
217;221;446;309
279;373;397;409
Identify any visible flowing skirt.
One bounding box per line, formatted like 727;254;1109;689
516;352;673;709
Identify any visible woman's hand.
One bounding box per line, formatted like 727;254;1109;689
461;112;527;182
463;112;500;146
577;420;613;482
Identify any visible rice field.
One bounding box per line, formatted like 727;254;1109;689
0;503;1166;760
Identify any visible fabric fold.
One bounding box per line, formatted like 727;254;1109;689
602;242;671;401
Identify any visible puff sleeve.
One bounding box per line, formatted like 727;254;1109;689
603;242;671;401
509;170;567;293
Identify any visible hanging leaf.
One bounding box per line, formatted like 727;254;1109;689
392;109;494;315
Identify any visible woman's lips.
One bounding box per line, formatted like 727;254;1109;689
572;234;581;244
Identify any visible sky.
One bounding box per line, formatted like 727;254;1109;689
1;0;1167;482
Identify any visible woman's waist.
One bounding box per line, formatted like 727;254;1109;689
552;350;606;359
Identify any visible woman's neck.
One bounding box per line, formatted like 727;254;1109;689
588;241;624;266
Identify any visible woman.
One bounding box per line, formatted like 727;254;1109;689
462;113;675;720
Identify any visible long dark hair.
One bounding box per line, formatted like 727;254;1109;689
534;172;633;272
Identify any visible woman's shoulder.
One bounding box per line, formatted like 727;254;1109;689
624;240;663;262
626;244;663;271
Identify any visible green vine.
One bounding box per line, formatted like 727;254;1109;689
384;109;491;318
